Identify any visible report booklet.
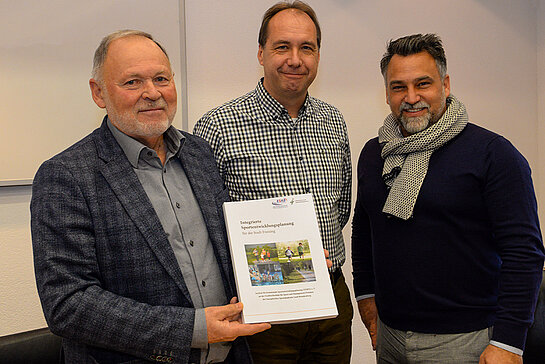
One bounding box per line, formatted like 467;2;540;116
222;194;338;324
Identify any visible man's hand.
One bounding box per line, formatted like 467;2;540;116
324;249;333;268
479;344;522;364
205;297;271;343
357;297;378;350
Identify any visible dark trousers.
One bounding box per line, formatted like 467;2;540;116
524;270;545;364
246;271;353;364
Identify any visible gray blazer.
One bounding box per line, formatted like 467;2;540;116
31;119;252;364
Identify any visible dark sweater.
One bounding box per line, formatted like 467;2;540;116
351;123;544;350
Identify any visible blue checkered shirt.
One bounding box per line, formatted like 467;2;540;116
194;79;351;269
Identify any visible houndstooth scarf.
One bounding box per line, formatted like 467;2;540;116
378;95;468;220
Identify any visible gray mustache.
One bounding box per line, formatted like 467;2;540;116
399;101;430;112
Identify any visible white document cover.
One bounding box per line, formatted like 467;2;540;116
223;194;338;324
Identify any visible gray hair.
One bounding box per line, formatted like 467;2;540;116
380;33;447;82
91;29;169;82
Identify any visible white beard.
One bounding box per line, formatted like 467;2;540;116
400;113;431;135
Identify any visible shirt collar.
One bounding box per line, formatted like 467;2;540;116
255;78;313;120
107;117;185;168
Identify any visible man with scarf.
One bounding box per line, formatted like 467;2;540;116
351;33;544;364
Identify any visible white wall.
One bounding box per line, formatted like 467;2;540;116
0;186;46;335
1;2;543;364
0;1;183;184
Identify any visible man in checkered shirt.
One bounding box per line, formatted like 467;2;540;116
194;1;353;363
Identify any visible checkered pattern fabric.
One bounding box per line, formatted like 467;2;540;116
194;79;351;269
378;95;468;220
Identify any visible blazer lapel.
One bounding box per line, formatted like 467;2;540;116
94;121;192;302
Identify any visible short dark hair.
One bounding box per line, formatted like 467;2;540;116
380;33;447;81
258;1;321;49
92;30;169;83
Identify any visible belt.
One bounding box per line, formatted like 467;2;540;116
329;269;342;285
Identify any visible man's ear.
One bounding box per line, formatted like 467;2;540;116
89;79;106;109
443;74;451;98
257;45;264;66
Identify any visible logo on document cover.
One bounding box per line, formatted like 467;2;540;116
272;197;296;208
272;198;288;206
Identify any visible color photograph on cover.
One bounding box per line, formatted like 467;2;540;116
244;240;315;286
245;243;283;286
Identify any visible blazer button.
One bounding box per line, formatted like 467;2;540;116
189;240;194;247
201;280;206;287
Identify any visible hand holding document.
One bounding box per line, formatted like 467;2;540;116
223;194;338;324
205;297;271;343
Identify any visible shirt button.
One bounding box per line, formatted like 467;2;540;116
299;156;303;161
201;280;206;287
176;202;180;208
189;240;194;247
